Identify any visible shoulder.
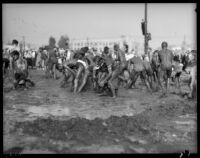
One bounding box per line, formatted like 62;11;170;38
158;50;162;54
166;49;173;54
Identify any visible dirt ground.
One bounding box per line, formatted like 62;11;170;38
3;69;197;153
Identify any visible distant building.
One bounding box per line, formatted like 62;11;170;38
69;36;136;52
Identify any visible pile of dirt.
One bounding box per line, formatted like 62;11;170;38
14;114;154;146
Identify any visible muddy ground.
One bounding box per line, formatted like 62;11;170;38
3;69;197;153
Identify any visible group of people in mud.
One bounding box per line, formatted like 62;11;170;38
3;39;197;99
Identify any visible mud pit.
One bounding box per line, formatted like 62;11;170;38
3;69;197;153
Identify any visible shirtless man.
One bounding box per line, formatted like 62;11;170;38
127;56;151;92
157;41;174;96
63;47;90;93
99;44;127;98
46;48;58;79
12;51;34;89
92;55;111;95
94;47;114;95
3;49;10;76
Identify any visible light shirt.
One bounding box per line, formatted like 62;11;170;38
31;51;36;58
125;53;134;61
66;50;71;60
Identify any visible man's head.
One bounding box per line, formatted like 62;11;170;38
113;44;119;52
123;44;129;53
83;47;89;53
12;39;19;46
161;41;168;49
103;46;109;54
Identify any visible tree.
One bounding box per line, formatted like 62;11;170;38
58;35;70;49
48;36;56;49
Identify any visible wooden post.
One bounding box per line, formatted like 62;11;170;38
144;3;149;60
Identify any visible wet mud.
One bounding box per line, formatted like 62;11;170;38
3;69;197;153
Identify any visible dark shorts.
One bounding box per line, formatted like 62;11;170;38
15;71;28;82
26;58;32;67
160;66;172;79
3;58;10;69
47;57;58;70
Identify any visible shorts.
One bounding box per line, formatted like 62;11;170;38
3;58;10;69
15;71;28;82
160;66;172;79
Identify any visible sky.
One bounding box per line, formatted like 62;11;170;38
2;3;196;49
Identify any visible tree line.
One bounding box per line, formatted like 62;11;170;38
44;35;70;51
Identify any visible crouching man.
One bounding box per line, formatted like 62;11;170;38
12;51;34;89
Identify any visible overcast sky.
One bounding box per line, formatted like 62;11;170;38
3;3;196;48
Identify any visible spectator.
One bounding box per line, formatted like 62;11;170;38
36;50;42;69
26;50;32;69
31;51;36;68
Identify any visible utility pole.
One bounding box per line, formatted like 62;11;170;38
144;3;148;58
87;37;89;47
22;36;25;51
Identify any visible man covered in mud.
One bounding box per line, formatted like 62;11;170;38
9;40;20;72
46;47;59;79
126;55;152;92
73;47;93;93
12;50;34;89
61;47;91;93
157;41;174;96
99;44;127;98
93;47;114;95
142;56;154;90
3;48;10;76
171;53;184;92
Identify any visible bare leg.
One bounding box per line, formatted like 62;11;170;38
146;74;153;90
53;64;56;79
108;80;116;98
157;69;164;93
177;77;181;94
108;69;120;98
70;74;75;92
78;70;89;93
60;69;70;87
127;72;139;89
140;72;152;93
74;66;83;93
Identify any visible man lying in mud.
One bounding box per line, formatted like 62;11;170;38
157;41;174;96
12;51;35;89
99;44;127;98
